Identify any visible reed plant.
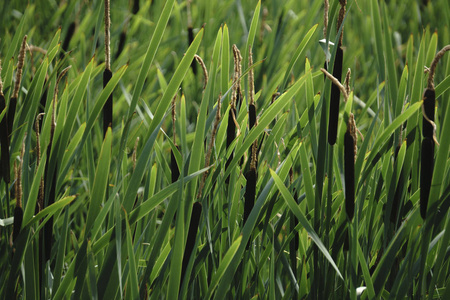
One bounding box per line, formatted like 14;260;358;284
0;0;449;299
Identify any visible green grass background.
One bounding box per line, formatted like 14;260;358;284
1;0;449;299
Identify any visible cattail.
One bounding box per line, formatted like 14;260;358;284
103;0;113;137
244;46;258;224
12;138;25;243
132;0;140;14
0;60;10;184
328;46;343;145
420;138;434;219
323;0;329;38
327;0;346;145
8;35;27;139
420;45;449;219
344;68;351;97
337;1;346;46
344;114;356;221
181;202;202;283
225;45;243;181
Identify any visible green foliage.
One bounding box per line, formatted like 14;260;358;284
1;0;449;299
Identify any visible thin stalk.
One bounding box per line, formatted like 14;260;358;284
103;0;113;136
8;35;27;141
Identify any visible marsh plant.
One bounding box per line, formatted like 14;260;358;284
0;0;449;299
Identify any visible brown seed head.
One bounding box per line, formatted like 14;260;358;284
195;54;208;90
104;0;111;71
324;0;329;38
249;47;255;105
13;35;28;99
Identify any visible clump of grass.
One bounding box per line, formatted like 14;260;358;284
420;45;449;219
8;35;27;141
0;60;10;184
103;0;113;136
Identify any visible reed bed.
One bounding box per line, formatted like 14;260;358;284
0;1;449;299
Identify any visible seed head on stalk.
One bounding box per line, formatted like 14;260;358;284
8;35;28;138
0;59;11;184
420;44;449;219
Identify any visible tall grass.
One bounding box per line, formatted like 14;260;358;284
1;0;449;299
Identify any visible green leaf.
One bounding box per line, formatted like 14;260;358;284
85;128;112;236
270;169;343;280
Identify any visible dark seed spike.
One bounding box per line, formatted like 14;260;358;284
61;22;76;56
225;108;236;181
420;137;434;219
12;207;23;243
422;88;435;140
132;0;140;14
103;68;113;135
0;93;10;183
249;104;257;130
344;128;355;221
181;202;202;284
328;46;343;145
171;145;180;183
244;168;257;225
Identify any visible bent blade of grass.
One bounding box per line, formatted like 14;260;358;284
85;128;112;236
270;169;343;281
22;152;47;225
23;196;76;228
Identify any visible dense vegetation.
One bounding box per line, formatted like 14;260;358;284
1;0;449;299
